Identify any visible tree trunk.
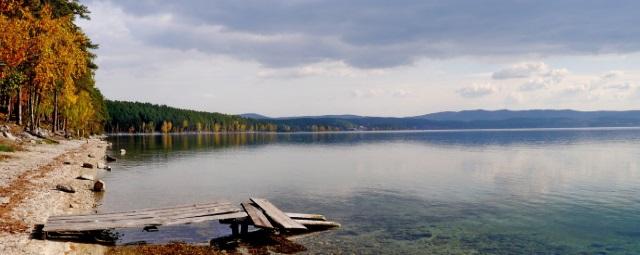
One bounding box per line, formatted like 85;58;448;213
7;96;12;122
17;87;22;126
52;89;58;133
28;87;34;131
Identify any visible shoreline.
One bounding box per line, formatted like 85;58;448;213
0;138;110;254
105;126;640;136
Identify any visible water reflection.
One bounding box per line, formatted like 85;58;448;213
104;129;640;254
108;128;640;160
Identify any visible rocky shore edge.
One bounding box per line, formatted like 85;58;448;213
0;137;111;254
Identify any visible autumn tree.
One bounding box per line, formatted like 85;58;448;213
0;1;106;136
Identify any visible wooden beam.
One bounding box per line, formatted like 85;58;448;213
294;219;341;228
241;201;274;229
285;212;327;221
250;198;306;230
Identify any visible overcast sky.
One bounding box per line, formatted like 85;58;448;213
78;0;640;117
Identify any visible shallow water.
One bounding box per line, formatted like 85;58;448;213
103;129;640;254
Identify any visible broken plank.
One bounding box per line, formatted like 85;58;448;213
285;212;327;221
294;219;341;228
250;198;306;230
241;201;274;229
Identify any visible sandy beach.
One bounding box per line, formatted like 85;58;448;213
0;138;110;254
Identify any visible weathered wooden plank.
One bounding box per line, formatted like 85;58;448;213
250;198;306;230
163;212;248;226
43;204;242;232
43;211;246;232
51;201;231;218
294;219;341;228
241;201;274;229
44;207;239;230
46;206;240;227
285;212;327;221
48;202;232;221
46;204;237;225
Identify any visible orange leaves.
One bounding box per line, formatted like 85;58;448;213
0;15;30;72
1;2;101;133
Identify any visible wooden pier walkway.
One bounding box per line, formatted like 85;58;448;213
40;198;339;242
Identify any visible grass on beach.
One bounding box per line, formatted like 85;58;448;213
0;142;21;152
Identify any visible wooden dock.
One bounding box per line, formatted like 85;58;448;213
40;198;339;242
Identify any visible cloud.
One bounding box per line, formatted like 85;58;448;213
518;69;568;91
492;62;549;79
256;61;384;79
519;78;549;91
87;0;640;69
457;83;497;98
487;62;569;91
604;83;632;90
602;70;624;80
350;88;412;98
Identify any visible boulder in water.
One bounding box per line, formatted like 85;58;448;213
93;180;105;192
105;155;117;162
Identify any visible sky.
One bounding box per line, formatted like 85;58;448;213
78;0;640;117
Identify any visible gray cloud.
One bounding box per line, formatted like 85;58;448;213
89;0;640;68
493;62;549;79
457;84;496;98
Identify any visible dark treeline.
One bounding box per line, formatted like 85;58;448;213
105;100;278;133
106;100;640;133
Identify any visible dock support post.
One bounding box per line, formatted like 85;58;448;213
230;222;239;236
240;221;248;235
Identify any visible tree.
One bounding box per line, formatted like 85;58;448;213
0;8;30;124
0;1;106;136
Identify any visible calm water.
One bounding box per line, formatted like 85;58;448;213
103;129;640;254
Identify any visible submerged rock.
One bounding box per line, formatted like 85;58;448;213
105;155;116;162
93;180;106;192
56;184;75;193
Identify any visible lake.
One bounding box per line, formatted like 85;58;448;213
103;129;640;254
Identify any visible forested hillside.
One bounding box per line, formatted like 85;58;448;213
108;101;640;133
105;100;277;133
0;0;106;136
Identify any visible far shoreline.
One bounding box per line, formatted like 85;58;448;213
104;126;640;136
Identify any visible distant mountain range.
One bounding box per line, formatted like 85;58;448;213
240;110;640;130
